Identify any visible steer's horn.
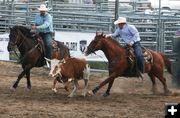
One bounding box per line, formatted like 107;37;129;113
59;58;66;63
44;57;51;62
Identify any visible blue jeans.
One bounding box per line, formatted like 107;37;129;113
132;41;144;73
39;32;53;59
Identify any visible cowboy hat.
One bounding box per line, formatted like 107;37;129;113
114;17;127;25
37;4;48;11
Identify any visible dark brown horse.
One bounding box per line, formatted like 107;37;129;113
85;32;172;97
7;25;70;91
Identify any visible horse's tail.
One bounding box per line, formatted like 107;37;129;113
159;53;172;74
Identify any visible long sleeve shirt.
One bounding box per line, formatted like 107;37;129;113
111;24;141;45
34;12;53;33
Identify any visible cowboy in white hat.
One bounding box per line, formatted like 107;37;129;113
32;4;53;68
106;17;145;75
37;4;49;11
114;17;127;25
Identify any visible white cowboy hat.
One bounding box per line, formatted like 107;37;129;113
114;17;127;25
37;4;48;11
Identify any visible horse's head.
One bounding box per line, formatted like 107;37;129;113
7;27;19;52
85;32;106;56
7;26;32;52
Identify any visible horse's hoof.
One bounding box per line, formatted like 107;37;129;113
103;92;110;97
10;86;16;92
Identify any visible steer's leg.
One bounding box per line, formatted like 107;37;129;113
82;79;88;97
52;79;58;93
68;79;78;97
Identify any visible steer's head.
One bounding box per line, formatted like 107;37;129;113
46;58;66;77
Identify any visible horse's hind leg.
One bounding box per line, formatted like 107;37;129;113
158;77;171;95
148;73;158;94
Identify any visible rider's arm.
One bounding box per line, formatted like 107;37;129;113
36;14;52;30
128;25;141;45
111;28;121;39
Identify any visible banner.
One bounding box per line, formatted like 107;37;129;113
55;31;107;62
0;33;9;61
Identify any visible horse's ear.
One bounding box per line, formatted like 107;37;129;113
9;26;12;31
101;32;104;36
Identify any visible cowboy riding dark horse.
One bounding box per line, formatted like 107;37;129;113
7;25;70;91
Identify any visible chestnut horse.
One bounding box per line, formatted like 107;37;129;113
85;32;172;97
7;25;70;91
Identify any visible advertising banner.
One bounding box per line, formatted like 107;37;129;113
0;33;9;61
55;31;107;62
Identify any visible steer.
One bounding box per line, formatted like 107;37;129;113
45;58;67;92
49;57;90;97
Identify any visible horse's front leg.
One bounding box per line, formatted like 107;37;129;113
11;70;26;91
92;74;117;95
103;79;115;97
26;70;31;90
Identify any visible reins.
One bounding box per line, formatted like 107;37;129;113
87;46;108;66
10;30;26;60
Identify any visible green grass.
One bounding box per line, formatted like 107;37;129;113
88;61;108;70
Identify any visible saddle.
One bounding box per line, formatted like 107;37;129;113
52;40;59;50
34;33;46;56
51;40;61;59
125;46;153;77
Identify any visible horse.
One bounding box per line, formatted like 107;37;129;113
85;32;172;97
7;25;70;91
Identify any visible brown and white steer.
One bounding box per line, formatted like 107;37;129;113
48;57;90;97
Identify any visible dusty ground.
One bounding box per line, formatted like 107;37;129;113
0;61;180;118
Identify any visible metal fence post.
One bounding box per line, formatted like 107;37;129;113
112;0;119;33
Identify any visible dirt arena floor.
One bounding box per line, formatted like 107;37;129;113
0;61;180;118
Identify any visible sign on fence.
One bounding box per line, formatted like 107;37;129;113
0;33;9;61
0;32;108;62
55;31;107;62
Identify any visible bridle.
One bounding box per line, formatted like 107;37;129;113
9;30;26;59
9;30;26;49
86;44;108;66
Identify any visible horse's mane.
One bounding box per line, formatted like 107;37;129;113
99;34;122;47
13;25;33;39
107;36;122;47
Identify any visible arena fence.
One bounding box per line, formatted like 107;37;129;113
0;0;179;58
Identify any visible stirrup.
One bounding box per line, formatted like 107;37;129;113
138;71;144;81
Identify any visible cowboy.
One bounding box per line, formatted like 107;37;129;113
32;4;53;62
106;17;145;74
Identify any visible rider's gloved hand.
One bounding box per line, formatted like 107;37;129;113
105;34;112;38
31;25;37;30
